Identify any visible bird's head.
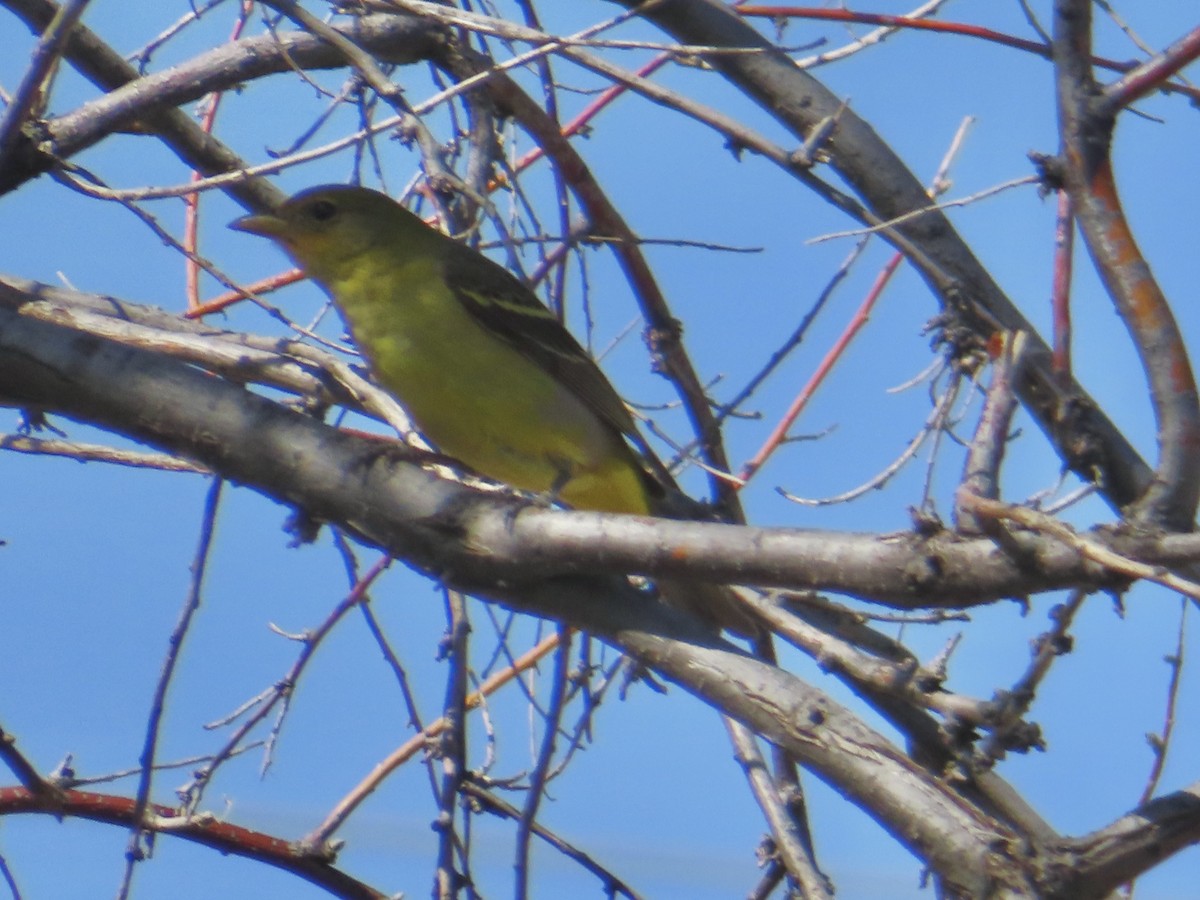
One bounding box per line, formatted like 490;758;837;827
230;184;439;283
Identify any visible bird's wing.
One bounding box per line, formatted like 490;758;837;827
443;244;643;444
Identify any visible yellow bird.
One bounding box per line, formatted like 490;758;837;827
232;185;753;634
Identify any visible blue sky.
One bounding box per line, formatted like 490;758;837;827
3;2;1200;897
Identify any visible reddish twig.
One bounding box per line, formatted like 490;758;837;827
500;53;671;186
739;115;972;489
184;2;254;312
737;6;1200;104
0;787;386;899
188;267;305;319
738;251;898;486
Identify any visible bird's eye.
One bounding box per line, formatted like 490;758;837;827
308;199;338;222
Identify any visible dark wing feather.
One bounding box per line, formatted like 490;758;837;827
442;242;642;443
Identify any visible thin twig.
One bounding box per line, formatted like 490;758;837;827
182;557;391;817
0;725;60;798
302;630;565;849
514;625;570;899
973;591;1087;769
433;589;471;899
1137;598;1187;807
0;434;208;472
459;778;643;899
118;477;223;900
808;175;1039;244
0;0;91;165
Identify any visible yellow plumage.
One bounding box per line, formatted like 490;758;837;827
231;185;655;515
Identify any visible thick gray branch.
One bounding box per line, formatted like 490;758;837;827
6;278;1195;608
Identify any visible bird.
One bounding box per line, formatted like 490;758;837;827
231;184;755;635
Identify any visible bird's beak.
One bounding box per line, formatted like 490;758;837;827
229;211;287;238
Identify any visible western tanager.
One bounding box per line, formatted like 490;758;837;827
231;185;753;634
